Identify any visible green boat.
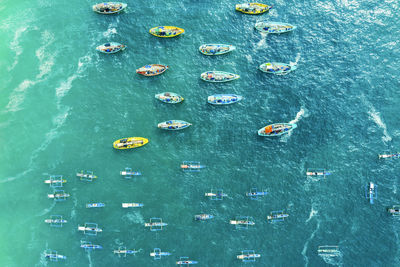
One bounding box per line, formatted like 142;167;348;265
200;71;240;82
199;44;236;56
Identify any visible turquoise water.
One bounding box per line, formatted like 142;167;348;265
1;0;400;266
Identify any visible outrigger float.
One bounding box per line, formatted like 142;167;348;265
86;203;105;208
205;189;227;200
150;248;171;260
306;168;332;178
145;218;167;231
76;170;97;182
44;175;66;188
45;215;67;227
388;205;400;216
267;210;289;223
230;216;255;229
78;223;102;236
181;161;205;172
194;214;214;221
122;203;144;208
177;256;198;265
246;188;268;200
113;247;140;257
379;152;400;159
317;246;340;257
120;167;141;179
237;250;261;262
365;182;377;204
48;190;70;201
44;250;66;261
80;240;102;251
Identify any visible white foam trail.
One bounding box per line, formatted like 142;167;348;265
56;55;91;102
281;107;308;142
244;54;253;63
87;252;93;267
256;33;268;49
103;27;117;38
122;212;144;224
36;202;56;217
368;107;392;142
8;26;28;71
306;207;318;223
292;52;301;65
301;220;320;267
1;107;70;184
5;31;56;113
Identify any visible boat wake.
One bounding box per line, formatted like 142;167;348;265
292;52;301;65
103;27;117;38
368;106;392;143
305;206;318;223
256;33;268;49
301;219;320;267
122;212;145;224
281;107;308;142
8;26;30;71
6;30;56;113
36;202;56;217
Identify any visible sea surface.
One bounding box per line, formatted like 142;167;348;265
1;0;400;266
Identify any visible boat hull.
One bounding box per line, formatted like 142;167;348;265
136;64;168;76
255;21;297;33
258;123;297;136
158;120;191;130
92;2;127;14
96;42;126;54
149;26;184;38
155;92;184;104
207;94;242;105
199;44;236;55
200;71;240;82
236;3;272;14
113;137;148;149
259;62;297;75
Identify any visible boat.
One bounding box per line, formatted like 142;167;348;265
237;251;261;262
92;2;127;14
366;182;377;204
194;214;214;221
200;71;240;82
388;205;400;216
246;188;268;199
136;64;168;76
255;21;297;33
76;170;97;181
207;94;242;105
120;168;141;178
379;152;400;159
306;169;332;177
259;62;297;75
48;192;70;199
86;203;105;208
181;161;205;171
267;212;289;222
80;241;102;251
198;44;236;56
258;123;297;137
177;257;198;265
78;223;102;235
44;218;67;225
122;203;144;208
149;26;184;38
44;250;67;261
229;220;255;226
155;92;184;104
96;42;126;54
235;3;272;14
150;248;171;259
157;120;191;130
113;137;148;149
113;247;139;256
317;246;340;257
44;178;66;185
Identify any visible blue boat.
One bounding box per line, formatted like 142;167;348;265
365;182;377;204
207;94;243;105
258;123;297;137
158;120;192;130
86;203;105;208
80;241;102;251
246;188;268;200
259;62;297;75
150;248;171;260
194;214;214;221
255;21;297;33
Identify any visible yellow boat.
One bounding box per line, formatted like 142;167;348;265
235;3;273;15
113;137;148;149
149;26;184;38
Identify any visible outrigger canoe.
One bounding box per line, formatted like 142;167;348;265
195;214;214;221
113;137;148;149
155;92;184;104
199;44;235;56
158;120;191;130
149;26;184;38
136;64;168;76
96;42;126;54
208;94;242;105
259;62;297;75
258;123;297;137
255;21;297;33
92;2;127;14
236;3;272;15
200;71;240;82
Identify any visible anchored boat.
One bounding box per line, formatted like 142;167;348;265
113;137;148;149
200;71;240;82
122;203;144;208
80;241;102;251
258;123;297;137
255;21;297;33
78;223;102;235
136;64;168;76
114;247;139;257
158;120;191;130
267;210;289;222
177;257;198;265
44;175;66;187
45;215;67;227
194;214;214;221
96;42;126;54
365;182;377;204
199;44;235;56
149;26;184;38
388;205;400;216
259;62;297;75
92;2;127;14
181;161;205;171
236;3;272;14
207;94;242;105
237;250;261;262
76;170;97;181
150;248;171;260
379;152;400;159
155;92;184;104
86;203;105;208
145;218;167;231
45;250;66;261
